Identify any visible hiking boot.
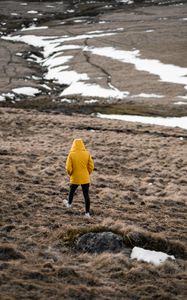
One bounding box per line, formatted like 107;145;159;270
85;213;91;218
63;199;71;208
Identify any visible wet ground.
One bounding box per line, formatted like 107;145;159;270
0;0;187;116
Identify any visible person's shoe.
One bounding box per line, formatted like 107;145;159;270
85;213;91;218
63;199;71;208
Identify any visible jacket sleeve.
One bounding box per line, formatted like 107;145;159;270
88;154;94;174
66;154;73;176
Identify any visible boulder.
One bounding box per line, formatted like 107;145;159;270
76;231;125;253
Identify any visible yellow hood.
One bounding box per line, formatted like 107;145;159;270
70;139;86;152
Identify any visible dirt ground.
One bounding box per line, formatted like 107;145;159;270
0;1;187;116
0;107;187;299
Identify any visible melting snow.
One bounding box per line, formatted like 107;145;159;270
27;11;38;14
87;47;187;87
46;70;89;85
131;247;175;266
177;95;187;100
174;101;187;105
0;95;5;101
97;113;187;130
131;93;163;98
61;82;128;98
84;99;98;104
12;87;41;96
21;26;48;31
2;30;187;99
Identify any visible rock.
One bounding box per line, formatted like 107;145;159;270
0;245;25;261
76;231;125;253
0;224;15;233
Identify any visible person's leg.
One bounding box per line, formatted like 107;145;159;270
81;184;90;213
68;184;78;205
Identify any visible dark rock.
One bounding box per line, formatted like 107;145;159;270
0;245;25;261
76;231;125;253
23;271;48;281
0;149;9;155
0;224;15;233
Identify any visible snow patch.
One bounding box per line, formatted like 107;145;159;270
174;101;187;105
87;47;187;88
61;82;128;98
97;113;187;130
0;95;5;102
27;11;38;14
21;26;48;32
131;247;175;266
12;87;41;96
84;99;98;104
131;93;164;98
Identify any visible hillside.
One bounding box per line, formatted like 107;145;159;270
0;107;186;299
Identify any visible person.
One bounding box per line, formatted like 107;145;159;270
64;138;94;218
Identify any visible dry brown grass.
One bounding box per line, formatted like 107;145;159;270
0;107;187;299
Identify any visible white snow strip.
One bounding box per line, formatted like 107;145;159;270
117;0;134;3
27;11;38;14
46;70;89;85
2;32;116;54
97;113;187;130
43;55;73;68
177;95;187;100
73;20;85;23
41;84;51;90
174;101;187;105
131;93;164;98
61;82;128;98
2;92;15;99
27;54;42;63
54;45;81;51
0;95;5;101
21;26;48;31
20;3;27;5
87;47;187;87
60;98;72;103
131;247;175;266
84;99;98;103
12;87;40;96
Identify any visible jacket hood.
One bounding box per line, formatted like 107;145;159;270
70;139;86;151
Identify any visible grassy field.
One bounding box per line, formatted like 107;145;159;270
0;107;186;299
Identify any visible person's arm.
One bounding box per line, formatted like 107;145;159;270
66;154;73;176
88;154;94;174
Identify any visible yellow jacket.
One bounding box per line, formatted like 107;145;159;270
66;139;94;184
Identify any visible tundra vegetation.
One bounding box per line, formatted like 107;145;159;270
0;0;187;299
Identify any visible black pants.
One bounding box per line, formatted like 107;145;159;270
68;183;90;213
